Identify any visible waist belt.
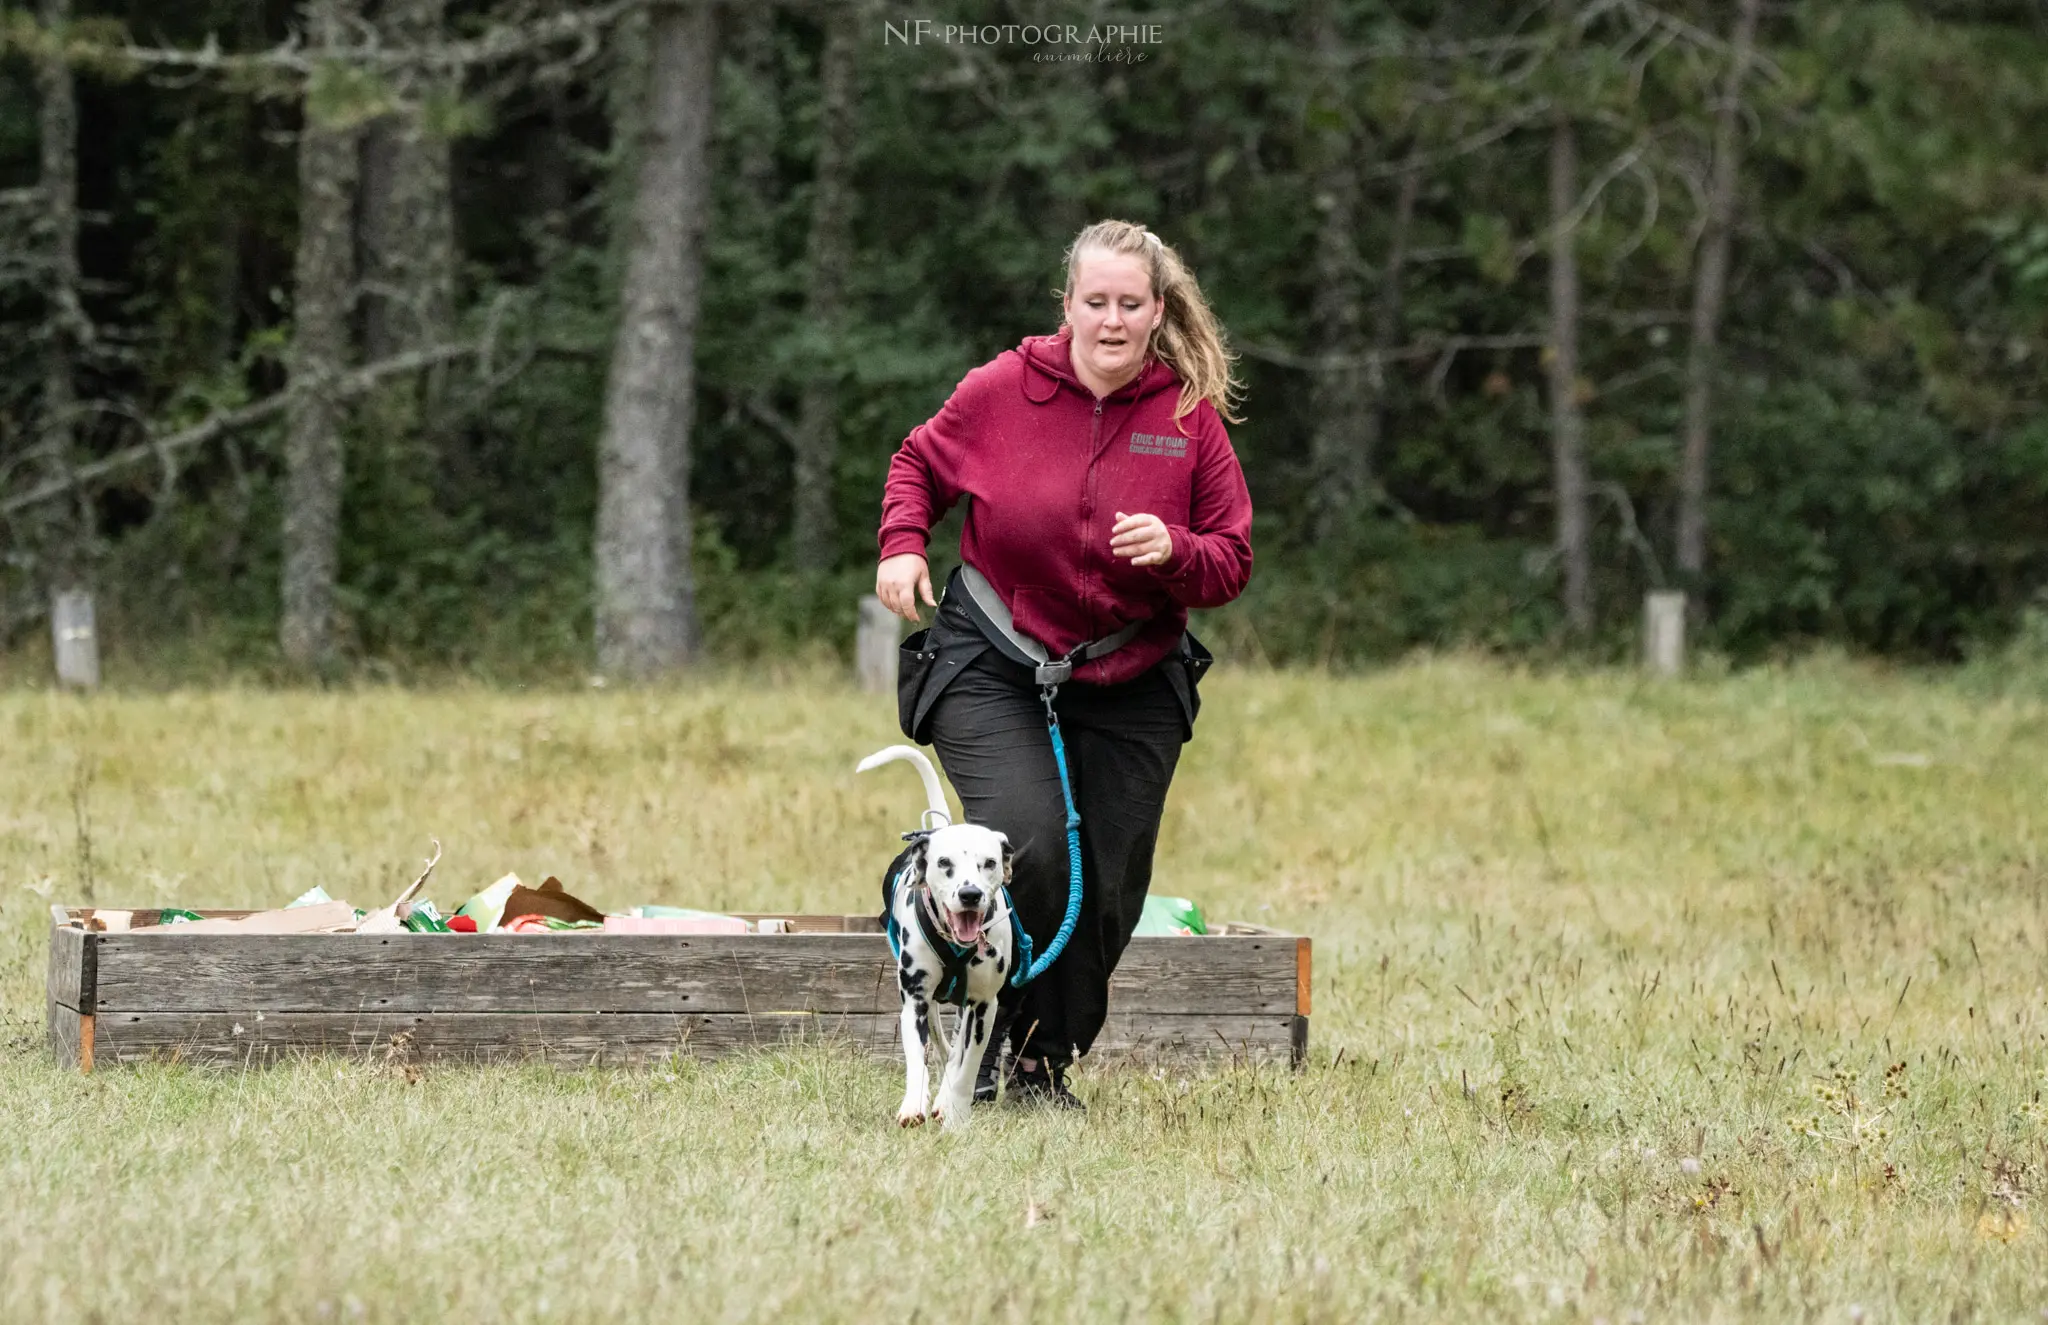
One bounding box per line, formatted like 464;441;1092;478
948;564;1146;686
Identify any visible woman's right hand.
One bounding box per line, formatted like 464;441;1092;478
877;553;936;623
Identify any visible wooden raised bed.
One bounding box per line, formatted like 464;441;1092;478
46;905;1309;1072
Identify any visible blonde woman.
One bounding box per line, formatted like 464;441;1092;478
876;220;1253;1108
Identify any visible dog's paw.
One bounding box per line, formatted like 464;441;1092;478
896;1108;928;1128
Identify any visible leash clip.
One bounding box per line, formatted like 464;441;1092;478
1033;659;1073;687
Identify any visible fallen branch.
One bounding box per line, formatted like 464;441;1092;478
1363;99;1551;181
29;0;643;79
0;340;481;515
1238;332;1546;373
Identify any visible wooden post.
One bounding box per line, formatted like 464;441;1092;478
52;588;99;689
1643;590;1685;677
856;595;897;694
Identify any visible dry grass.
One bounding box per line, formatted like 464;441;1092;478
1;656;2045;1321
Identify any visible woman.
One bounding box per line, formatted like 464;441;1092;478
875;219;1253;1108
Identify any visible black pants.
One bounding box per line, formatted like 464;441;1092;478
924;649;1188;1066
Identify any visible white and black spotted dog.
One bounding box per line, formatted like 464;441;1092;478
857;745;1017;1131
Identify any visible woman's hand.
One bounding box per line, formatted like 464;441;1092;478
1111;512;1174;568
877;553;936;623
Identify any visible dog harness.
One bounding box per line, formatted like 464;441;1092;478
948;565;1144;988
884;852;999;1006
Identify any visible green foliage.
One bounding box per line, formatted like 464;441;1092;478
2;0;2046;674
1200;517;1562;666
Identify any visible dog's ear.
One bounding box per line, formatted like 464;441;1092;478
909;837;930;889
995;832;1013;885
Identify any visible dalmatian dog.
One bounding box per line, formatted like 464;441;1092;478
857;745;1017;1131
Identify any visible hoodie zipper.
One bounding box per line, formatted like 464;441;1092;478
1082;397;1105;638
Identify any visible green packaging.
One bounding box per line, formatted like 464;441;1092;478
402;900;451;933
1133;895;1207;936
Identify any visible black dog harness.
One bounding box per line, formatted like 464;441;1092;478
885;826;1011;1006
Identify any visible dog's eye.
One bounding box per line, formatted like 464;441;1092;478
982;859;995;871
936;858;953;872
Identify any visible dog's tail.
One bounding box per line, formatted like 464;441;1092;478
856;745;951;825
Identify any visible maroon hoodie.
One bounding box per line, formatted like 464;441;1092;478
878;329;1254;685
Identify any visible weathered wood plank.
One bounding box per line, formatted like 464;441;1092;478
90;1010;1300;1068
47;996;83;1070
46;921;93;1012
1116;936;1299;1015
94;933;1298;1016
96;935;901;1015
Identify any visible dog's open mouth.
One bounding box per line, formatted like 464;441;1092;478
946;908;985;946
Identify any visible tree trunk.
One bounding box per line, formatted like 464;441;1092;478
1361;163;1420;494
359;0;456;366
790;2;859;571
1304;0;1367;541
280;0;364;671
1676;0;1763;584
1546;0;1592;634
594;0;720;676
38;0;83;593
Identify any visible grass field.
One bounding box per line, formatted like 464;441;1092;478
2;657;2045;1321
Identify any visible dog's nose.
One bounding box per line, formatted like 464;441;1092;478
957;885;985;909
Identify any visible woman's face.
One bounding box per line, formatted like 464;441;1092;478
1063;249;1162;387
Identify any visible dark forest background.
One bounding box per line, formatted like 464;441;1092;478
3;0;2047;680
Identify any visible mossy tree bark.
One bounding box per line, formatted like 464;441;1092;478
594;0;719;676
37;0;84;597
280;0;364;671
358;0;457;370
1546;0;1592;636
1676;0;1764;592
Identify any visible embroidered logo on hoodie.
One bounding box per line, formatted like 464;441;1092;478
1129;431;1188;459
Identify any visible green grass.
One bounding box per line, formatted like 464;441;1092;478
2;657;2045;1321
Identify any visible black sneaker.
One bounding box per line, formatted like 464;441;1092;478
1007;1058;1085;1112
973;1053;1003;1104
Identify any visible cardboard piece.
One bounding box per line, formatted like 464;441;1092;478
165;900;358;935
358;840;443;935
498;877;606;928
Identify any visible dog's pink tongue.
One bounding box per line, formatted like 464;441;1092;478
950;911;984;945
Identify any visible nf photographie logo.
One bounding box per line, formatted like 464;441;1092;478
881;19;1163;62
882;19;1164;46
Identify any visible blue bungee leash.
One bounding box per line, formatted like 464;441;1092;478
923;566;1142;991
882;667;1085;992
1011;676;1083;987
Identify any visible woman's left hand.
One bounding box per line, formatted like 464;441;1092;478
1110;512;1173;568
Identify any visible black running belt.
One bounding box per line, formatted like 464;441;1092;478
948;564;1145;686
